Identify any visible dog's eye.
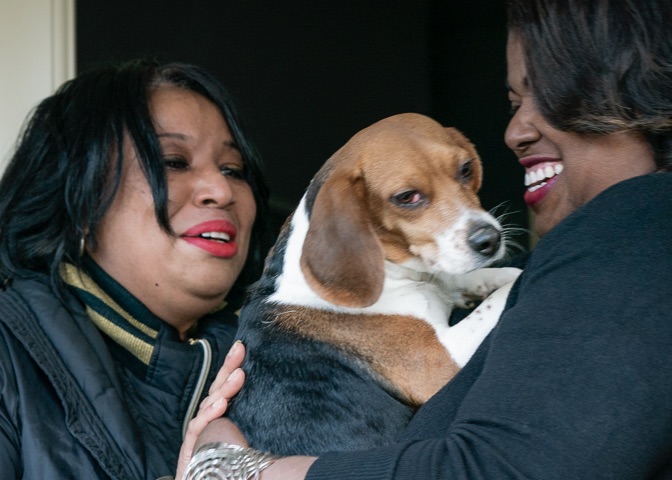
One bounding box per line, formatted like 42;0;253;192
390;190;426;208
458;159;475;183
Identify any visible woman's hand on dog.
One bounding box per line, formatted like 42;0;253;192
176;340;247;478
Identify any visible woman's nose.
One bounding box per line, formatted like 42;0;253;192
193;168;235;207
504;104;539;154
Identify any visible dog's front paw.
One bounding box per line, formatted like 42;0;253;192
454;267;522;308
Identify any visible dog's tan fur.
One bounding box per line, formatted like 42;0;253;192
275;305;458;406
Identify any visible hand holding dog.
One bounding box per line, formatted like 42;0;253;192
176;341;248;478
176;341;317;480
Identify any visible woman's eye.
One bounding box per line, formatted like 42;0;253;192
390;190;426;208
509;103;520;115
220;165;246;180
163;157;189;170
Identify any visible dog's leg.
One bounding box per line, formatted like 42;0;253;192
443;267;521;309
438;278;518;367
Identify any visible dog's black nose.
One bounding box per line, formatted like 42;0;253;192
467;222;501;257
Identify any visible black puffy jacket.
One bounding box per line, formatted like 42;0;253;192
0;272;237;479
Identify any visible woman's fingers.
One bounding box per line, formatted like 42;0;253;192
175;341;247;478
209;340;246;395
199;367;245;412
177;397;229;478
176;417;250;479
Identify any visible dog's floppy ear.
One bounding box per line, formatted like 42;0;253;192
300;166;385;308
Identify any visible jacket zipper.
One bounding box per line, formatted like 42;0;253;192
182;338;213;439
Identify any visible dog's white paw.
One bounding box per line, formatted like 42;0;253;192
441;277;518;366
452;267;522;308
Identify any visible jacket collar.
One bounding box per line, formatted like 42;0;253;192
61;256;242;377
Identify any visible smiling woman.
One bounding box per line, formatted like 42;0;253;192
89;85;258;337
0;59;271;478
505;31;657;237
178;0;672;479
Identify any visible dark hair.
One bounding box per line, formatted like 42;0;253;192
507;0;672;170
0;59;271;296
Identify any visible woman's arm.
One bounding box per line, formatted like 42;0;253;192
194;418;316;479
305;174;672;479
182;176;672;480
0;338;20;479
176;341;246;477
0;405;20;479
177;341;315;480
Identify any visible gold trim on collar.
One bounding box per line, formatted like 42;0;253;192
62;263;158;339
61;263;158;365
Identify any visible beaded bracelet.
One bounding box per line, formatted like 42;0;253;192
182;442;279;480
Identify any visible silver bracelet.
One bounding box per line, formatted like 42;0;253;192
182;442;279;480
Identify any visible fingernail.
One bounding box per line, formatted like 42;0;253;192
226;340;242;358
225;367;242;383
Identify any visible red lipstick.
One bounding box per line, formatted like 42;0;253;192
182;220;238;258
519;156;563;207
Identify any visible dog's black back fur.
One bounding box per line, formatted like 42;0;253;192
226;223;415;456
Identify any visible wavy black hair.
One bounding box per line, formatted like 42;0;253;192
0;59;271;296
507;0;672;171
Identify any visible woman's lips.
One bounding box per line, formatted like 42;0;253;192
520;159;564;207
181;220;238;258
524;174;560;206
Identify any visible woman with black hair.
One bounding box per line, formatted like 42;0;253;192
179;0;672;478
0;59;271;478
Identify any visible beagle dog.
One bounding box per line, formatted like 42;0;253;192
227;113;520;456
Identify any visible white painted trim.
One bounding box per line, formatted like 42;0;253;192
51;0;77;89
0;0;76;170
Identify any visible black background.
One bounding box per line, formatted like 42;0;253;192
77;1;528;248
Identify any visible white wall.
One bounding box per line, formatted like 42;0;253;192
0;0;75;171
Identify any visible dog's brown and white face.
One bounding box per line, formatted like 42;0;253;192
356;119;496;270
298;113;505;308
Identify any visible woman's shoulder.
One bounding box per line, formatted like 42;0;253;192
599;171;672;201
0;274;54;316
526;172;672;288
0;274;70;316
542;172;672;245
0;273;91;350
584;172;672;215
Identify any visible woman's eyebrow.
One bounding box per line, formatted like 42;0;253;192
157;132;189;141
504;77;529;93
157;132;239;151
224;140;240;152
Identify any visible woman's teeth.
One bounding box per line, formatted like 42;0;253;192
525;164;563;192
199;232;231;242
